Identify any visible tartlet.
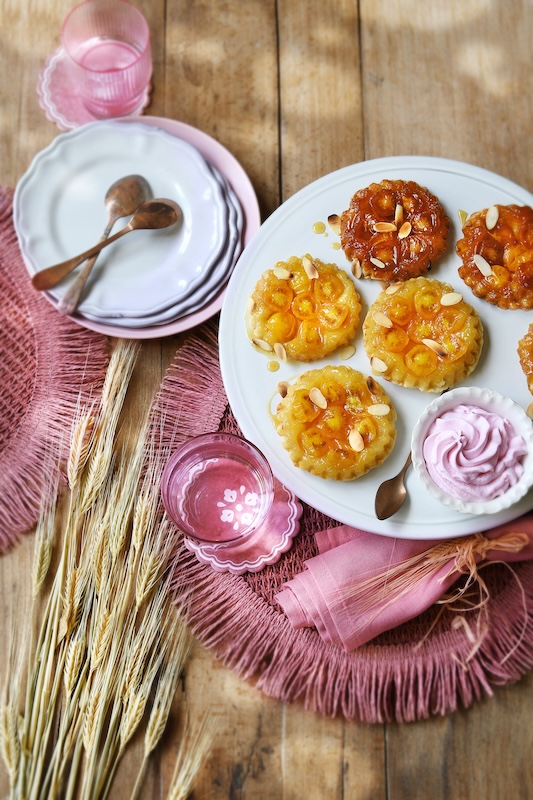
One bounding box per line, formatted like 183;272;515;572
247;255;361;361
456;203;533;309
363;277;483;392
340;179;450;282
274;365;397;480
518;322;533;394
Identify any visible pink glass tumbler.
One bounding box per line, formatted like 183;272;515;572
61;0;152;118
161;433;275;545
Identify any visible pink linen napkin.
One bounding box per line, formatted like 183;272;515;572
276;516;533;651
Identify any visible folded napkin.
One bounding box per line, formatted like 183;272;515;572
276;516;533;651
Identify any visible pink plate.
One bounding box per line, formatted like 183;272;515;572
183;479;302;575
37;47;151;131
32;116;260;339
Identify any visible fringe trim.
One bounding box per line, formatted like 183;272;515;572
0;188;109;549
156;324;533;723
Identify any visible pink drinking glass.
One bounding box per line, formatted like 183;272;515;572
61;0;152;119
161;433;275;545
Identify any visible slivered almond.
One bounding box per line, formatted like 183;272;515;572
348;428;365;452
385;282;401;295
277;381;289;398
302;255;319;279
422;338;448;358
370;356;388;373
372;310;393;328
394;204;404;226
458;209;468;227
273;267;292;280
440;291;463;306
373;221;397;233
370;256;386;270
273;343;287;362
327;213;341;235
398;221;412;239
366;376;378;393
473;253;493;277
368;403;390;416
338;344;356;360
247;296;256;314
351;258;362;278
252;338;273;352
485;205;499;230
309;387;327;409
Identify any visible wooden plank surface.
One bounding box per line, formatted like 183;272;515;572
0;1;532;798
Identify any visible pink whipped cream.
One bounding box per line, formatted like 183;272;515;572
422;403;527;502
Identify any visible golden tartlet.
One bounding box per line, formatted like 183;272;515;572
274;365;397;480
518;323;533;394
456;204;533;309
340;179;450;282
363;277;483;392
247;255;361;361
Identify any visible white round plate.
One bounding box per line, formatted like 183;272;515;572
219;155;533;540
14;119;230;318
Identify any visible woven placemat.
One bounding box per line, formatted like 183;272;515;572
151;322;533;723
0;188;109;550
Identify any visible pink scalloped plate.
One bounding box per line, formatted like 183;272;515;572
183;479;302;575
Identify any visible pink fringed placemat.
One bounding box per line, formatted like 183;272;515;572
152;322;533;723
0;188;109;549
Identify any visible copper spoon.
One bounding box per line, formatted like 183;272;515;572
32;198;181;292
374;451;412;520
56;174;152;316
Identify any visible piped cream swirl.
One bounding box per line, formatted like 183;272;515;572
422;403;527;502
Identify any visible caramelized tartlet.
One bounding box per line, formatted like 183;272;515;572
247;255;361;361
340;179;450;282
518;323;533;394
274;365;397;480
363;277;483;392
456;204;533;309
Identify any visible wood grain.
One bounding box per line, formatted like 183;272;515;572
0;1;532;798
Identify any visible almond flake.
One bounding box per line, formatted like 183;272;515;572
422;338;448;358
327;213;341;235
485;205;499;230
385;282;401;294
398;221;412;239
309;387;327;409
273;267;292;280
370;356;388;373
440;291;463;306
351;258;362;278
458;209;468;227
373;221;397;233
370;256;386;270
368;403;391;416
246;296;256;314
338;344;356;360
252;338;273;352
348;428;365;452
302;255;319;279
277;381;289;398
473;253;493;277
394;204;404;226
273;342;287;362
372;310;393;328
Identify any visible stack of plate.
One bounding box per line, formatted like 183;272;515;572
13;118;260;338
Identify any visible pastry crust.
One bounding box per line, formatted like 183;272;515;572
363;277;483;392
518;323;533;394
456;204;533;309
340;179;450;282
247;255;361;361
274;365;396;480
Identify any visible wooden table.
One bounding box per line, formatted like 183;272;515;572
1;1;533;797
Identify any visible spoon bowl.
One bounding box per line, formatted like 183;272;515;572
32;198;181;292
57;174;152;315
374;452;412;520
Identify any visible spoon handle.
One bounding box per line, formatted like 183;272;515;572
31;224;132;292
56;218;115;316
